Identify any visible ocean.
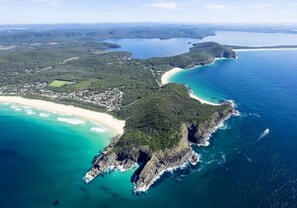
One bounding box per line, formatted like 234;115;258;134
0;106;135;207
168;50;297;207
1;34;297;207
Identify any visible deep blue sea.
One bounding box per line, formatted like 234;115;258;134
1;34;297;207
169;50;297;207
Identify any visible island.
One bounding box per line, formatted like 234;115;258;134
0;37;237;193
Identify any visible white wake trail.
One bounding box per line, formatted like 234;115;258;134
256;128;270;142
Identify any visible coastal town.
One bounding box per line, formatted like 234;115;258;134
0;82;124;110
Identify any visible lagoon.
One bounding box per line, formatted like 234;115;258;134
105;31;297;58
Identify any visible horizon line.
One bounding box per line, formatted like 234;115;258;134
1;22;297;26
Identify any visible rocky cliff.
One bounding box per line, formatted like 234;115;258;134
84;101;236;193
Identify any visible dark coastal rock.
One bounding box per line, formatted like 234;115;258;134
84;103;235;193
133;124;197;192
188;107;234;146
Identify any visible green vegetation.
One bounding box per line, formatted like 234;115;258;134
1;24;295;45
0;36;236;153
0;25;215;44
146;42;236;70
115;84;233;152
49;80;73;87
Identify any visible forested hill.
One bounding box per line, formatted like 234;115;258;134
0;25;215;44
146;42;236;69
0;41;235;110
82;42;236;192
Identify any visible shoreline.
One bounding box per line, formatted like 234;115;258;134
189;91;221;106
0;96;125;135
197;106;239;147
161;58;225;106
135;151;199;193
234;48;297;52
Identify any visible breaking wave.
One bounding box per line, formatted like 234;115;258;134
26;110;36;115
39;113;50;118
57;118;85;125
90;127;106;133
10;105;22;111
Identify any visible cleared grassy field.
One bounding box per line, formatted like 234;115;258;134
49;80;72;87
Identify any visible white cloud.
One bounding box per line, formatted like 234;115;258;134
248;3;274;10
143;1;184;10
32;0;61;6
206;4;228;10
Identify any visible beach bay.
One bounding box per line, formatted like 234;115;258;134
1;49;297;207
1;29;297;207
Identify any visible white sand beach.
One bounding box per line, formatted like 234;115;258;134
161;67;184;85
161;59;224;106
234;48;297;52
0;96;125;135
189;92;221;106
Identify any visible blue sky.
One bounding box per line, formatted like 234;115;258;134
0;0;297;24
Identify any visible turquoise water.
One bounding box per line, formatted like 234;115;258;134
0;105;135;207
1;50;297;207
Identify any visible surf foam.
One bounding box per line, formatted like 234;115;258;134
90;127;106;133
39;113;50;118
10;105;22;111
57;117;85;125
26;110;36;115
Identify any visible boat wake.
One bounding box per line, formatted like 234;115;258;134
256;128;270;142
238;151;252;162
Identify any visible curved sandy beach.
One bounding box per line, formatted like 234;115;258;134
161;60;223;106
161;67;184;85
234;48;297;52
0;96;125;135
188;92;221;106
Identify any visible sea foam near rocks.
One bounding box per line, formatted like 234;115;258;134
135;151;200;193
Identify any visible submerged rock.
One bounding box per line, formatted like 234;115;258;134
52;200;59;207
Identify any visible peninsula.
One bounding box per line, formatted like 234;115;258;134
0;39;237;193
83;42;237;193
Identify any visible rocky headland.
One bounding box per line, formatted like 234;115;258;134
84;101;236;193
83;42;237;193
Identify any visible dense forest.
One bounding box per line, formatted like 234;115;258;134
0;25;215;44
0;33;236;152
